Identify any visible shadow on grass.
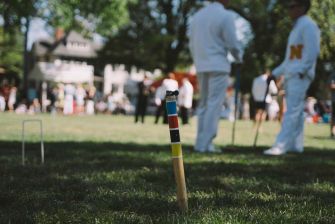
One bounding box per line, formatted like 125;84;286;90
1;140;335;222
311;136;335;140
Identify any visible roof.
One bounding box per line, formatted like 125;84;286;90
33;42;50;56
31;36;54;56
32;31;98;59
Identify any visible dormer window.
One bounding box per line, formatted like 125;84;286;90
66;41;88;51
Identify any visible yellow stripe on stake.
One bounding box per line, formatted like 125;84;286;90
171;143;182;157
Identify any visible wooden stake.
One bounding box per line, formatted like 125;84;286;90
166;90;188;212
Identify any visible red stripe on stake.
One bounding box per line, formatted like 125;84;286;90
168;116;179;129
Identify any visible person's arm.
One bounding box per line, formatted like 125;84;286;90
222;13;242;63
269;80;278;95
330;77;335;90
296;24;320;77
272;62;285;78
272;38;290;78
251;79;257;100
188;23;195;59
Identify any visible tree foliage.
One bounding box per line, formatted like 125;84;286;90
0;0;38;77
41;0;136;37
101;0;335;97
101;0;289;78
0;26;24;75
310;0;335;60
0;0;37;33
100;0;203;73
1;0;335;98
0;0;135;79
230;0;335;96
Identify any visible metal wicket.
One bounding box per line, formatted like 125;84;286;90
232;65;241;146
21;119;45;166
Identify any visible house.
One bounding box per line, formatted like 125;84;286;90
28;29;101;87
28;29;158;99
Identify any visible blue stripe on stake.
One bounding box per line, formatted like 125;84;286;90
166;101;177;115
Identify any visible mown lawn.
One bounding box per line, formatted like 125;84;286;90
0;113;334;223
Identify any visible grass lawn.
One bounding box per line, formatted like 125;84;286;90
0;113;334;223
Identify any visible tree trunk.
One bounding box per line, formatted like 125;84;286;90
23;18;30;98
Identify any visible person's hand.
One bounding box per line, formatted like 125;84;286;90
274;75;284;89
278;89;285;96
267;73;276;84
234;57;243;65
277;75;284;84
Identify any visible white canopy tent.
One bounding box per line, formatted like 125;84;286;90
29;60;94;84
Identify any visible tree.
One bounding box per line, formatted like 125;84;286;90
308;0;335;98
0;25;24;76
2;0;334;98
229;0;335;97
100;0;203;73
1;0;136;93
41;0;136;38
94;0;335;98
226;0;289;93
0;0;38;92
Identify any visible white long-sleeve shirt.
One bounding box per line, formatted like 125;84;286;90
178;80;194;108
252;74;278;103
272;15;320;80
189;2;242;73
161;78;179;99
162;78;179;92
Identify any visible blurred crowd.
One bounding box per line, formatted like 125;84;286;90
0;76;333;126
0;81;134;116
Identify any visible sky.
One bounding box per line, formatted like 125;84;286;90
28;18;51;50
0;16;51;50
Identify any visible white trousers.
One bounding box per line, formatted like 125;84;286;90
274;77;311;151
195;72;229;151
63;95;74;115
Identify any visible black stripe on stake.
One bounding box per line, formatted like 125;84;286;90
169;129;180;143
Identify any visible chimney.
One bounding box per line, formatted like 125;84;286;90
55;28;64;41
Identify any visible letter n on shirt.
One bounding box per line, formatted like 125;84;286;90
290;44;303;60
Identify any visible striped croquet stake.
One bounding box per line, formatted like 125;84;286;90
166;90;188;212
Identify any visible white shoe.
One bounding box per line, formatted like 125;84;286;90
207;144;219;153
287;148;303;154
263;147;286;156
194;148;206;153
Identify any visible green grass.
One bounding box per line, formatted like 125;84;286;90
0;113;334;223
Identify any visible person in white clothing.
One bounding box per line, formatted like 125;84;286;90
63;83;75;115
161;73;179;93
0;94;5;112
8;86;17;111
160;72;179;124
75;84;86;114
154;86;165;124
189;0;242;152
86;86;96;115
178;77;194;125
268;96;280;121
252;70;278;123
264;0;320;155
